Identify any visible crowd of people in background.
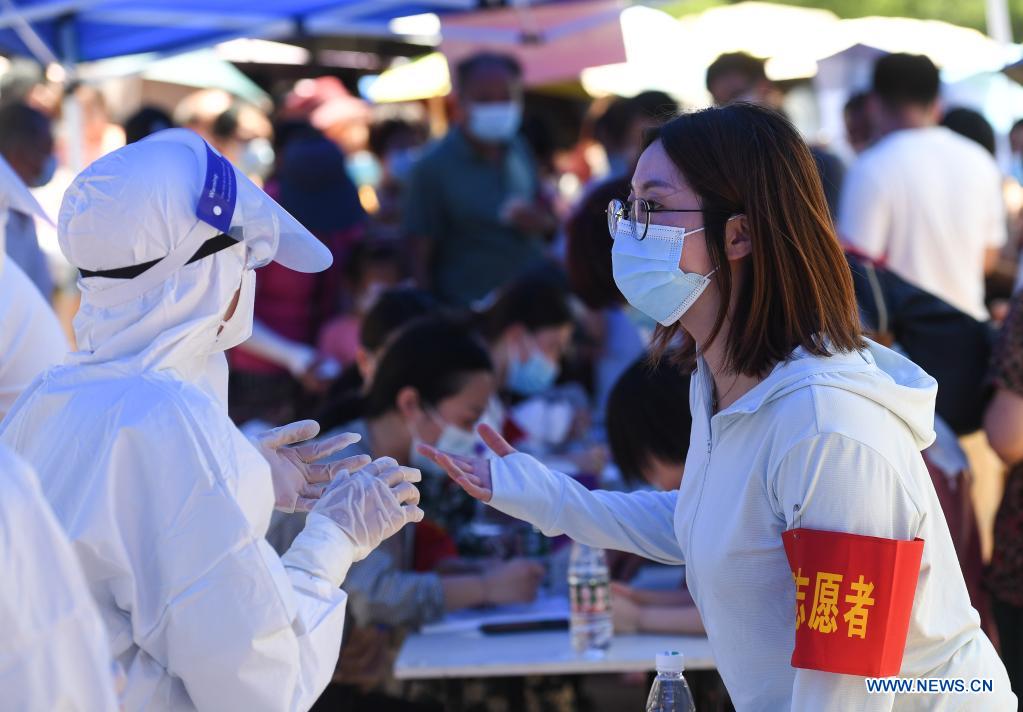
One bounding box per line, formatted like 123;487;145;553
4;44;1023;710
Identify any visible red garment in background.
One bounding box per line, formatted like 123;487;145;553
229;182;363;376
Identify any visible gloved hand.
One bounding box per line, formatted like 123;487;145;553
252;420;372;513
311;457;424;561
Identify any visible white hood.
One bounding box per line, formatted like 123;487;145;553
713;339;938;451
57;129;327;396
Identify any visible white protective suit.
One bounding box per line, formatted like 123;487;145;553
0;443;119;710
0;154;67;419
0;129;360;711
486;341;1016;711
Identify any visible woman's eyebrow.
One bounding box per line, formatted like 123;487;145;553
631;178;677;193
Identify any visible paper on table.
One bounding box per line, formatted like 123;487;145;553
421;593;571;635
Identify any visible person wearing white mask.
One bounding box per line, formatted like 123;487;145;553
0;128;425;711
0;153;68;420
268;317;542;700
419;104;1015;710
402;52;557;306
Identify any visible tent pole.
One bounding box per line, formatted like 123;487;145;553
58;14;84;173
987;0;1013;44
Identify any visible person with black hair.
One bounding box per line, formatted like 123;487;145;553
479;268;574;400
267;318;543;703
227;129;366;425
705;51;781;109
402;51;555;306
844;91;873;154
317;238;406;370
839;53;1006;321
941;107;996;156
0;102;55;297
124;106;173;144
603;355;705;637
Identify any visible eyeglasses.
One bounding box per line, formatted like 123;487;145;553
607;198;706;241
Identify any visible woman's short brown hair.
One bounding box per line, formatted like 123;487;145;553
650;103;863;376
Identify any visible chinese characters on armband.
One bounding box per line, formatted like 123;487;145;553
783;528;924;678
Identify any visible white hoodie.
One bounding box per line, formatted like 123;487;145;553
489;340;1015;710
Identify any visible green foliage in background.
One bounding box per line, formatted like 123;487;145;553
662;0;1023;40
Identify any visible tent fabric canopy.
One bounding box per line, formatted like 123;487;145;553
0;0;508;64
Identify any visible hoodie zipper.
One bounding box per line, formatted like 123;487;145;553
685;412;716;590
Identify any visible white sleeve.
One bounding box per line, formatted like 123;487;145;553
119;425;348;712
836;157;890;260
236;319;318;376
0;448;119;712
771;432;923;712
490;452;684;565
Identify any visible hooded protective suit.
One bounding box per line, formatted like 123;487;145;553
484;341;1016;711
0;445;119;710
0;129;361;711
0;153;67;419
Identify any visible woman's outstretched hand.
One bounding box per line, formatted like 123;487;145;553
415;423;517;504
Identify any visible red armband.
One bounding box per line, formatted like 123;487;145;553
782;528;924;678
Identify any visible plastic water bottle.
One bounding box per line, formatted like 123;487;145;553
646;651;696;712
568;541;613;657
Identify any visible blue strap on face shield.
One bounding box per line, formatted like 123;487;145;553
196;142;237;233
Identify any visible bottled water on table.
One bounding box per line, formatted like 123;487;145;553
646;651;696;712
568;541;613;657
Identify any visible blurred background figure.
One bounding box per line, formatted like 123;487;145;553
403;52;556;306
228;127;365;426
73;85;125;166
366;112;429;232
279;76;376;193
124;105;173;145
317;237;406;371
269;317;542;710
942;106;997;156
604;356;703;638
174;88;273;178
0;102;55;300
706;50;844;216
838;53;1005;322
844;91;874;155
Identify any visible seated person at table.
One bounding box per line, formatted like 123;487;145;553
604;356;705;636
475;268;577;449
269;319;544;677
317;286;440;431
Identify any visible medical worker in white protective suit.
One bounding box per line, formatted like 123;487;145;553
0;153;67;419
0;128;424;711
0;156;117;710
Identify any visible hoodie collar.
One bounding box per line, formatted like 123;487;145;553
697;339;937;450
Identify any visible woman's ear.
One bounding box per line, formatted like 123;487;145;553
395;386;422;420
724;215;752;262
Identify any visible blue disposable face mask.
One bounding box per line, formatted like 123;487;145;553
506;346;559;396
611;217;719;326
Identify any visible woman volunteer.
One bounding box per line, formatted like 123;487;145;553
420;103;1015;710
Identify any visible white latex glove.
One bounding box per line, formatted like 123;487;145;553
311;456;424;561
252;421;372;513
